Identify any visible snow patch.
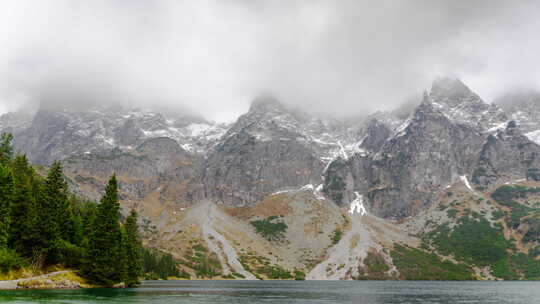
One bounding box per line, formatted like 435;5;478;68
485;121;509;133
272;184;326;200
314;184;325;200
187;123;215;137
460;175;475;193
526;129;540;145
300;184;314;191
349;192;367;216
181;143;194;152
95;134;115;146
393;117;412;138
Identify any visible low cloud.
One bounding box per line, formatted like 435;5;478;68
0;0;539;121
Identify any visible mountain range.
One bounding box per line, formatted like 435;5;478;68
2;77;539;280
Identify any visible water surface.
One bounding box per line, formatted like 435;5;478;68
1;280;539;303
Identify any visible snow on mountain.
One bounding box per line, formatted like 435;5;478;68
427;77;508;131
222;97;402;165
495;90;540;145
525;130;540;145
0;111;34;132
0;105;229;164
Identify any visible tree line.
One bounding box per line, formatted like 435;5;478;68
0;133;143;287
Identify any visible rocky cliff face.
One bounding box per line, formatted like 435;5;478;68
324;94;485;218
201;97;362;206
2;77;540;280
472;121;540;190
367;98;485;217
3;105;228;165
495;89;540;144
321;78;535;218
428;77;508;131
2;77;539;218
63;137;200;205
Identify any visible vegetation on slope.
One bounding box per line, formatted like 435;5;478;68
250;215;288;241
0;133;143;287
491;185;540;203
142;248;189;280
177;242;222;279
238;251;302;280
356;251;394;280
426;217;509;266
330;229;343;245
391;244;474;280
422;186;540;280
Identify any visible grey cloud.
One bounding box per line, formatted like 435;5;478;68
0;0;538;121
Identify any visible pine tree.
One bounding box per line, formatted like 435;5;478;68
0;133;14;248
0;165;13;248
0;133;13;165
39;163;61;263
82;174;126;286
71;212;84;246
9;155;42;259
124;209;142;286
44;162;73;244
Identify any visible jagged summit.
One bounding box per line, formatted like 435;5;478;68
423;77;508;131
429;77;481;110
1;106;228;164
430;77;473;102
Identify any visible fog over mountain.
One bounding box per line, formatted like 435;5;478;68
4;1;540;284
1;0;540;121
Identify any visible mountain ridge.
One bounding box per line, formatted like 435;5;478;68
1;77;539;280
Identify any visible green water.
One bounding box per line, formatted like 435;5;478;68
1;280;540;303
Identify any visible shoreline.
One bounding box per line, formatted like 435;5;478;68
0;270;90;290
3;277;534;290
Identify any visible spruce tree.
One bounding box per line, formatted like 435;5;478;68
71;212;84;246
0;133;14;248
0;165;13;248
44;162;73;243
39;163;62;263
82;174;125;286
9;155;42;259
0;133;13;165
124;209;142;286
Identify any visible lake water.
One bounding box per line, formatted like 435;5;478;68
1;280;540;303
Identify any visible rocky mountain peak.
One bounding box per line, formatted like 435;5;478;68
0;111;34;132
430;77;473;102
424;77;508;131
494;89;540;144
0;105;228;164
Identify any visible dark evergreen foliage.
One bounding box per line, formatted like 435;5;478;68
0;133;144;286
82;175;127;286
124;209;143;286
9;155;42;259
0;133;13;165
0;165;13;248
142;248;183;280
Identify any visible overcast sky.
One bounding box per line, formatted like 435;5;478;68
0;0;539;122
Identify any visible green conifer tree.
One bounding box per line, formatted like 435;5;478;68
0;165;13;248
82;174;125;286
44;162;74;242
124;209;142;286
0;133;13;165
71;212;84;246
9;155;42;259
